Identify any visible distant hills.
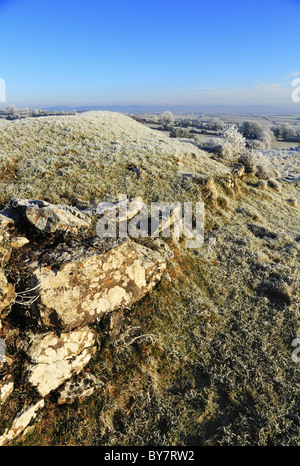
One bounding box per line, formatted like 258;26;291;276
42;104;300;116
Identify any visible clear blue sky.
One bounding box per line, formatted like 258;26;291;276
0;0;299;108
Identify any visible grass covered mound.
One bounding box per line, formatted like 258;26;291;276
0;111;229;207
1;112;299;446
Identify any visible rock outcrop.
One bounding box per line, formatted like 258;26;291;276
0;198;166;445
0;225;12;266
9;199;92;234
0;400;45;446
0;268;15;316
23;238;165;331
21;327;97;397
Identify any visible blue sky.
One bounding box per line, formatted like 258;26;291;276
0;0;299;108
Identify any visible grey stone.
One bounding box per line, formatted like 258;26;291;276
9;199;91;234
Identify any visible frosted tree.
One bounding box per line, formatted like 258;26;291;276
239;121;275;149
239;121;265;139
221;126;278;179
6;105;17;115
208;117;224;131
271;123;296;140
161;111;175;130
280;123;296;140
221;126;246;161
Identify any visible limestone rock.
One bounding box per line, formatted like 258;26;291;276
0;374;14;405
25;238;166;330
0;399;44;446
10;236;30;249
56;372;104;405
0;327;97;444
23;327;97;397
0;225;12;266
131;242;167;291
0;268;15;315
0;198;169;444
232;163;245;179
9;199;91;234
0;213;14;229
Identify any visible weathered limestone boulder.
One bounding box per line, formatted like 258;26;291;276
9;199;91;234
0;400;45;446
0;268;15;316
0;374;14;405
0;213;14;229
22;327;97;397
0;225;12;265
24;238;166;330
10;236;29;249
0;327;97;445
56;372;104;405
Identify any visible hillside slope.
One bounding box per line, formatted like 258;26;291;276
0;111;228;207
0;112;299;446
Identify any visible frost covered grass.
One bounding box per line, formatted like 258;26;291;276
2;111;299;446
18;201;300;446
260;148;300;185
218;126;280;180
0;111;229;208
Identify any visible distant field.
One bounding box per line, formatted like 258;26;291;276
142;113;300;149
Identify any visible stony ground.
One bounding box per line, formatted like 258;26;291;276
0;112;299;446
